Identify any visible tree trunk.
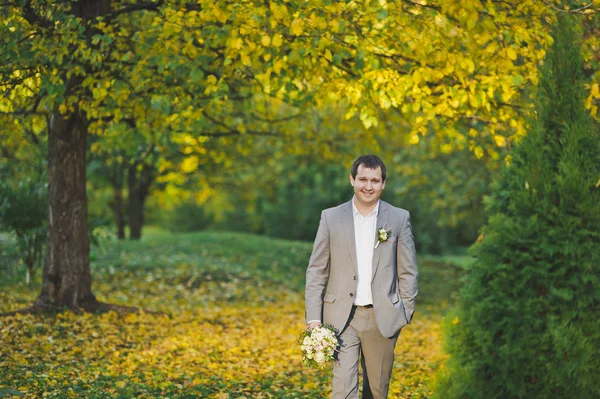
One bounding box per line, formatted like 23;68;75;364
34;0;111;310
108;162;126;240
127;162;154;240
25;235;35;286
35;111;98;308
114;183;126;240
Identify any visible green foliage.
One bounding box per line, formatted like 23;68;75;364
152;145;491;254
0;178;46;231
435;14;600;399
258;161;353;241
0;388;24;398
389;130;499;254
0;176;47;282
1;228;458;398
160;200;213;233
150;157;353;241
90;228;313;293
2;0;580;252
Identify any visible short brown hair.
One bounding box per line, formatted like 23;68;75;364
350;155;387;182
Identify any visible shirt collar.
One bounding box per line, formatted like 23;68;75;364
352;196;380;217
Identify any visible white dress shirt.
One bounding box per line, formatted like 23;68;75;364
307;198;380;324
352;198;379;306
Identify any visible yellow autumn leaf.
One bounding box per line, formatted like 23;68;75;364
493;134;507;147
507;47;517;60
291;19;304;36
412;70;422;85
272;34;283;47
474;146;484;159
0;227;454;397
180;156;199;173
273;59;283;75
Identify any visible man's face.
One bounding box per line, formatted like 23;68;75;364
350;164;385;207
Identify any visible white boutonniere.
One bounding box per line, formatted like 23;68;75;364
375;224;392;249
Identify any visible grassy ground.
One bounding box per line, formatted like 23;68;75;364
0;228;469;398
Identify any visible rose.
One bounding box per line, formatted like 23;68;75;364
375;225;392;249
299;324;340;369
315;352;325;364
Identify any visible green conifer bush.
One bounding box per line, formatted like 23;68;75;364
434;14;600;399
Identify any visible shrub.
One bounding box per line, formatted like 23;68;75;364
0;177;47;284
434;14;600;399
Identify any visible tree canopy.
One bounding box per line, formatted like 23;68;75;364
1;0;599;310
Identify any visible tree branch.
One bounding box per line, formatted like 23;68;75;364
105;0;165;21
460;115;493;124
20;1;53;29
0;110;47;116
325;57;359;78
497;101;527;110
202;111;279;137
21;123;42;145
250;112;303;124
541;1;595;14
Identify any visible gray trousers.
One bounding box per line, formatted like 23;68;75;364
332;306;400;399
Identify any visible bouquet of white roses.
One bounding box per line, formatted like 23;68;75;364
299;324;340;368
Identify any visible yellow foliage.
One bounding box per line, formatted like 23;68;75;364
291;19;304;36
493;134;507;147
271;34;283;48
0;286;447;398
3;0;600;177
180;155;199;174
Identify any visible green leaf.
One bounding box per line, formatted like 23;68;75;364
332;53;342;66
0;388;24;398
512;74;524;86
189;68;205;83
377;8;389;20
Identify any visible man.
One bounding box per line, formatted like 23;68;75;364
305;155;418;399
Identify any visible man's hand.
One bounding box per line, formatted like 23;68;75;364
307;321;321;330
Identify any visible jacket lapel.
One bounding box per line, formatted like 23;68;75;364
371;201;389;281
342;200;358;274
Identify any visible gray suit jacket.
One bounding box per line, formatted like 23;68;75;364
305;200;418;338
